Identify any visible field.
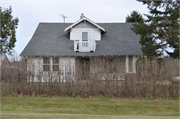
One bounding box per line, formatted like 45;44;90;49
1;96;179;119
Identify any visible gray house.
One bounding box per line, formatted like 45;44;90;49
21;14;142;82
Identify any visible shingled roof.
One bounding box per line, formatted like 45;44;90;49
20;23;143;56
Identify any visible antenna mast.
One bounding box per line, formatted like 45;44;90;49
59;14;67;23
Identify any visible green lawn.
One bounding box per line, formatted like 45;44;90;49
1;96;179;118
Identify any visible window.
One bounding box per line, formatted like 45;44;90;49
43;57;50;71
126;56;135;73
53;57;59;71
82;32;88;41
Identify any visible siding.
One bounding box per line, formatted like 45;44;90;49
70;22;101;41
27;57;75;82
76;56;126;81
27;56;137;82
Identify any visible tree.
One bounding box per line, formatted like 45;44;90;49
135;0;179;59
1;6;19;54
125;11;161;60
125;11;144;23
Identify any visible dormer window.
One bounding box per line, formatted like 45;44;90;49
65;14;106;52
82;32;88;41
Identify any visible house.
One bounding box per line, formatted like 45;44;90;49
0;55;11;67
20;13;143;82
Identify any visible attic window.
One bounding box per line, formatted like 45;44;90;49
43;57;50;71
82;32;88;41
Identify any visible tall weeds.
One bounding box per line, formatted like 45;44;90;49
1;56;179;99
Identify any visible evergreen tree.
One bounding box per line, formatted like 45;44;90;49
126;11;160;60
1;6;19;54
136;0;179;59
126;11;144;23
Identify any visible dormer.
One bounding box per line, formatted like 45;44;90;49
64;13;106;52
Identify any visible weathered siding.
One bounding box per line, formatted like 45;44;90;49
75;56;126;81
27;56;138;82
75;57;90;81
70;22;101;41
27;57;43;72
91;56;126;80
27;57;75;82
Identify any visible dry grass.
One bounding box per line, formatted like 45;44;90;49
1;56;179;99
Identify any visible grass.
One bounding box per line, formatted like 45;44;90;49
1;96;179;118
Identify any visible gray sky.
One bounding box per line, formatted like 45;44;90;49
1;0;149;55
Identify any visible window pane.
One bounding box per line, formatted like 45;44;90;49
53;57;59;64
53;65;59;71
43;65;50;71
43;57;50;64
82;32;88;41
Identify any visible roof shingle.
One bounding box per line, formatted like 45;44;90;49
20;23;143;56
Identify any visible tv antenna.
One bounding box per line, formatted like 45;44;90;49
59;13;67;23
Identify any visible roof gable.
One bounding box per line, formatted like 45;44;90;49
64;17;106;32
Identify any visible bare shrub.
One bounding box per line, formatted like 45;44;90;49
1;55;179;99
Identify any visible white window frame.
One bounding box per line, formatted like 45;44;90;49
52;57;59;71
81;31;89;41
43;57;51;72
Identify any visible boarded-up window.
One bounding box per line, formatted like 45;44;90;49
53;57;59;71
43;57;50;71
128;56;133;72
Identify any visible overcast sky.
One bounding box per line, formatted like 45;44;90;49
1;0;149;55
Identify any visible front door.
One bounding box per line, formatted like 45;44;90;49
81;57;90;80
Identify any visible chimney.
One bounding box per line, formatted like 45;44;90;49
80;13;85;19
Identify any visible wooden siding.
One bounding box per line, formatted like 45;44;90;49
75;57;90;80
128;56;133;72
75;56;126;81
27;56;137;82
70;22;101;41
27;57;75;82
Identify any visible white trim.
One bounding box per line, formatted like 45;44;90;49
126;56;128;73
81;31;89;41
64;17;106;32
50;57;52;71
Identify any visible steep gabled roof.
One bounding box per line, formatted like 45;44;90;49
64;17;106;32
20;23;143;56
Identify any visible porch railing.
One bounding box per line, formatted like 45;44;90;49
74;41;96;52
